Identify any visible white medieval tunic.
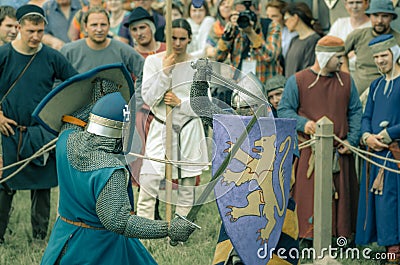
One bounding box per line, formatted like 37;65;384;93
140;52;208;179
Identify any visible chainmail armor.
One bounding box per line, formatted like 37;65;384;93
96;169;169;239
190;80;229;128
92;78;121;102
168;217;196;242
67;130;123;171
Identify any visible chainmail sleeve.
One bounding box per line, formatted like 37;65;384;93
96;169;169;239
190;80;230;128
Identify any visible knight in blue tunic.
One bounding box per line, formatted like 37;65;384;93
356;34;400;263
41;92;196;265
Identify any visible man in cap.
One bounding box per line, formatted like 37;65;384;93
126;6;166;219
0;6;18;46
41;92;196;264
118;0;165;44
265;74;286;117
278;35;362;244
345;0;400;97
127;6;166;58
0;4;77;244
356;34;400;263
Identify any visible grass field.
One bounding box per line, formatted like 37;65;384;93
0;176;385;265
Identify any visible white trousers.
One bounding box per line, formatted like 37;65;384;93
137;174;196;219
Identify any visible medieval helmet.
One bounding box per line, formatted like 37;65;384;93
86;92;127;138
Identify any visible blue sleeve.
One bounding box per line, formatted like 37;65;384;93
277;75;309;132
50;47;78;81
346;78;362;146
361;81;377;134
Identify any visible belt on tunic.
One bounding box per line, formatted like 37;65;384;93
60;216;105;230
153;115;199;179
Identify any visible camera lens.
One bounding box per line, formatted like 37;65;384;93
237;13;250;28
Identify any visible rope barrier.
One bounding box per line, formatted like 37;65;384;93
127;152;211;167
2;130;400;184
0;137;58;184
333;135;400;174
298;138;316;150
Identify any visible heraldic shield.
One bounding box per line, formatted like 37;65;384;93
213;115;296;265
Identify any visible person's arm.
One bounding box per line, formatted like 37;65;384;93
277;75;309;132
68;11;82;41
346;77;362;146
42;34;65;51
215;22;236;62
96;168;195;242
359;79;389;151
141;55;172;108
248;21;281;63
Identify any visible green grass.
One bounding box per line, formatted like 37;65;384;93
0;174;385;265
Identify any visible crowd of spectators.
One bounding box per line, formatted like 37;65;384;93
1;0;400;263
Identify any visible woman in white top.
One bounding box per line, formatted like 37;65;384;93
328;0;370;72
186;0;215;58
137;18;209;219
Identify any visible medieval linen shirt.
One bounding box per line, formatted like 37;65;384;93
0;43;77;189
356;76;400;246
140;52;208;178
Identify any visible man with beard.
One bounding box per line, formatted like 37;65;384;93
279;35;362;246
356;34;400;264
0;6;18;46
61;6;143;90
345;0;400;98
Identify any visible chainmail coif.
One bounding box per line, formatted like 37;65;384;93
67;130;123;171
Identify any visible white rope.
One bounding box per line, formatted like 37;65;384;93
298;138;316;150
0;138;57;184
127;152;211;166
333;135;400;174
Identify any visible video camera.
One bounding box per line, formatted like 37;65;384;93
237;0;257;29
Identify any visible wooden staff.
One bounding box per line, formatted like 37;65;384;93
165;0;173;224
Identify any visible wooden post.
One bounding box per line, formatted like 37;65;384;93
313;116;333;258
165;0;173;224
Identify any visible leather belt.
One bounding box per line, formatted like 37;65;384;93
60;216;105;230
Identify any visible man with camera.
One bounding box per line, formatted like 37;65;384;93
215;0;282;84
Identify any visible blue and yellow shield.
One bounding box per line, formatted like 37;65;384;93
213;115;296;264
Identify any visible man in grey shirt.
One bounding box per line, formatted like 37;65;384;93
61;6;144;103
